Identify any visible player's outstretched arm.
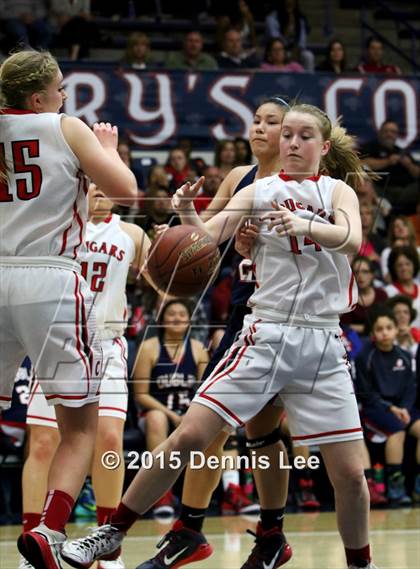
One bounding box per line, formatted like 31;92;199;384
61;117;137;206
173;178;255;245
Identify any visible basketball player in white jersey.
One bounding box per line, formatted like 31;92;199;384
21;185;152;568
0;49;137;569
63;103;378;569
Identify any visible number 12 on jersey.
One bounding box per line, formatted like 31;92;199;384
80;261;109;292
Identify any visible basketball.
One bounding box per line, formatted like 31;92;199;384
147;225;220;297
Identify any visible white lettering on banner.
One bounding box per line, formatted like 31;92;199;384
63;72;106;123
373;80;417;148
123;73;175;146
210;75;253;139
324;78;365;122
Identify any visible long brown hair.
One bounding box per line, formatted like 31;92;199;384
284;103;366;191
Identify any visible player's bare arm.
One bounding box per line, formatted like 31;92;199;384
61;116;137;205
191;339;210;382
200;165;254;222
173;178;255;245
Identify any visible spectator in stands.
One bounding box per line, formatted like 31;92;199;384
133;299;209;516
234;137;252;166
214;139;237;179
361;120;419;214
357;37;401;75
260;38;304;72
194;166;222;215
50;0;97;60
264;0;315;71
120;32;160;69
0;0;52;51
166;30;218;70
216;28;260;69
165;147;196;193
387;295;420;359
214;0;258;51
340;256;387;336
117;139;144;192
177;138;206;175
356;172;391;236
147;164;170;193
358;201;386;266
316;39;348;73
355;309;420;505
380;216;419;283
385;246;420;327
141;186;177;240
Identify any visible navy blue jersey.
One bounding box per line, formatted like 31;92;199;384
355;343;416;410
0;357;32;448
230;165;259;305
149;337;197;414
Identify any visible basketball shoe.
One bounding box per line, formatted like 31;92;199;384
61;525;125;568
241;523;292;569
135;520;213;568
387;472;412;505
412;473;420;503
294;478;320;510
17;524;66;569
153;490;176;517
366;478;387;507
18;555;35;569
221;483;260;515
98;556;125;568
348;564;378;568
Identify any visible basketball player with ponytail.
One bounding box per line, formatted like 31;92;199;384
63;104;376;569
0;50;137;569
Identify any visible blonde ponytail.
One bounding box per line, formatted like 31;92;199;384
285;103;374;192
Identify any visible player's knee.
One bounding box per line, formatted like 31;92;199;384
145;410;169;433
98;428;123;452
29;428;60;463
331;465;365;494
172;423;207;454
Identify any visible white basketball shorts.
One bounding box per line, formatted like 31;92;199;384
0;260;102;409
194;312;363;446
27;336;128;427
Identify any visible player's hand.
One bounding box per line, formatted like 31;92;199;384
235;220;259;258
172;177;205;211
154;224;169;237
93;122;118;150
390;406;410;425
260;201;309;237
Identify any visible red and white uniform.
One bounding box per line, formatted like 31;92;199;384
195;174;363;446
27;214;135;425
0;110;101;409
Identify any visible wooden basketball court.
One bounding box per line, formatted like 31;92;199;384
1;509;419;568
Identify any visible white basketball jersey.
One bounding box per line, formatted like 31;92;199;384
248;173;358;317
80;214;135;337
0;111;85;258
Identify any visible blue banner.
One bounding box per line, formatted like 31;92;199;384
60;64;419;152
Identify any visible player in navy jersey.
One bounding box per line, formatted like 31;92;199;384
63;103;377;569
133;299;208;517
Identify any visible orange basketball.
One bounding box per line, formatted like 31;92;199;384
147;225;220;297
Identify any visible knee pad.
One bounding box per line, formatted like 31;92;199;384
246;427;282;450
223;434;238;451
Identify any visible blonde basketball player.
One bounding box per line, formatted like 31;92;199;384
0;49;137;569
63;104;376;569
21;185;152;569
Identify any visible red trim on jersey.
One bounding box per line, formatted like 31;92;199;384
26;414;57;424
74;272;91;388
103;214;113;224
114;337;128;380
393;282;418;300
0;396;12;401
348;271;355;307
0;419;26;428
78;279;93;391
99;406;127;413
292;426;362;441
278;171;321;182
73;207;84;260
59;203;77;256
27;380;39;407
45;393;90;400
0;108;36;115
198;393;242;426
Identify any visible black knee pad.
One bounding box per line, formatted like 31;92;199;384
223;434;238;451
246;427;282;450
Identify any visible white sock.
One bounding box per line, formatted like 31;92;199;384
222;470;240;491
